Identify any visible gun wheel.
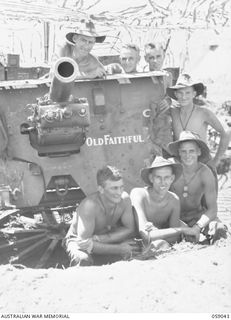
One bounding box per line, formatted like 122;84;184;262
0;209;72;268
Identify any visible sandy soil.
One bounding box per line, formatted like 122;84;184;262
0;239;230;313
0;184;230;314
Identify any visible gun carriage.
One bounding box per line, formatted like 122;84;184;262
0;58;173;267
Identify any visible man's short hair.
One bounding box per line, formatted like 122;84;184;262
96;165;123;187
121;43;140;56
144;42;164;52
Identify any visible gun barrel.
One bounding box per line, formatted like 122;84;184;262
49;57;79;102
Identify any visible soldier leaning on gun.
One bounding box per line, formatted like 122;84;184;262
59;19;106;79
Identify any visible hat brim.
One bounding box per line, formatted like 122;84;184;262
66;32;106;45
167;83;204;100
141;163;182;186
168;139;211;163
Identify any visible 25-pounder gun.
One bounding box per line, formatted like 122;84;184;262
0;59;172;267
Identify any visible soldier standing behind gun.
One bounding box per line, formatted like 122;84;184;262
142;42;174;157
59;19;106;79
143;42;172;89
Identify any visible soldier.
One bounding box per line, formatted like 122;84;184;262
130;156;184;248
64;165;140;266
59;19;106;78
167;74;230;170
143;42;173;90
105;43;141;74
143;42;165;72
168;131;227;243
119;43;141;73
141;43;173;157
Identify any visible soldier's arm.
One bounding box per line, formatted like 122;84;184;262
170;107;179;141
182;166;217;240
131;188;183;244
65;210;79;238
130;188;150;233
95;194;136;244
148;195;182;244
197;166;217;226
148;227;182;244
81;55;106;79
76;200;127;256
92;194;139;257
203;108;230;166
64;199;96;254
77;199;96;239
168;194;181;228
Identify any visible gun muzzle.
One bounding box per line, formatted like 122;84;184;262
49;57;79;102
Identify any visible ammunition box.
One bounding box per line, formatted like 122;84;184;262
5;67;50;81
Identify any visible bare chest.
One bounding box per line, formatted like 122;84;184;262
172;174;204;209
172;108;208;141
144;197;172;228
95;205;123;233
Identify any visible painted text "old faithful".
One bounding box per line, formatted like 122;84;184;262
86;134;144;146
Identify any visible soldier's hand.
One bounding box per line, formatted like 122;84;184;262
119;240;141;259
94;67;107;78
144;222;155;232
158;97;171;113
182;225;200;243
92;233;110;243
84;67;106;79
106;63;125;74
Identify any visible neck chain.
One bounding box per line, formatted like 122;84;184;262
98;193;117;231
179;105;195;130
182;164;202;198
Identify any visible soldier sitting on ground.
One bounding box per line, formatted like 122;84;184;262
168;131;228;244
130;156;186;249
64;165;140;266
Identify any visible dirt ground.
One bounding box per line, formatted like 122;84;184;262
0;181;231;314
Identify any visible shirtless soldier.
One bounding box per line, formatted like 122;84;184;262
59;19;106;79
105;43;141;75
168;131;227;243
143;42;165;72
130;156;184;247
167;74;230;170
64;165;140;266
